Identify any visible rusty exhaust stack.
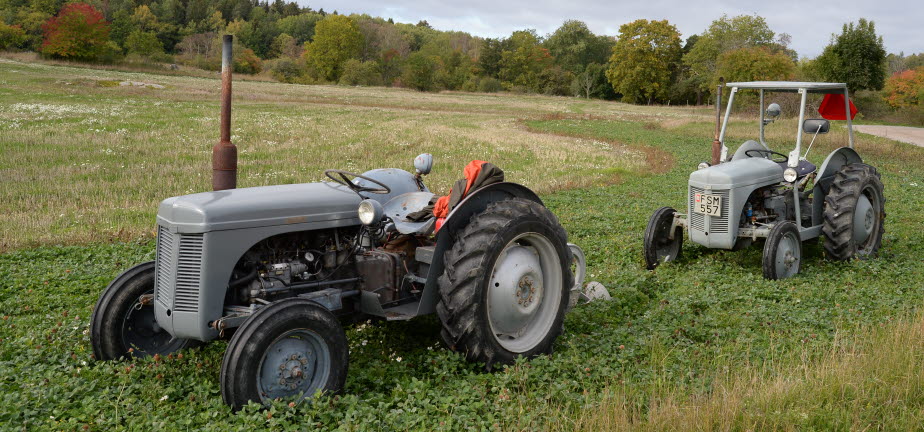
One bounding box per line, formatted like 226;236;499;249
711;77;724;166
212;34;237;191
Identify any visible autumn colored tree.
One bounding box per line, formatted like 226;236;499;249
41;3;109;60
303;14;363;81
499;30;554;92
883;67;924;108
606;19;681;103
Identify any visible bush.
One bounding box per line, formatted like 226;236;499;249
884;67;924;108
0;23;27;50
96;41;124;64
40;3;109;61
339;59;383;86
233;47;262;74
267;57;306;83
477;77;502;93
124;30;163;57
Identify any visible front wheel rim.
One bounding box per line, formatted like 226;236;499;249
257;329;331;402
121;289;186;356
486;232;563;353
774;231;801;278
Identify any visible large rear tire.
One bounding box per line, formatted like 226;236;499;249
90;261;198;361
437;198;572;370
643;207;683;270
220;298;348;410
822;163;885;261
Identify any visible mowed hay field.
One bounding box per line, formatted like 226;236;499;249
2;58;924;431
0;57;690;251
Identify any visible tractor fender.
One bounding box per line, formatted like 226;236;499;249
413;182;544;316
812;147;863;225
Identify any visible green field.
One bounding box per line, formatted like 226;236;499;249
1;59;924;431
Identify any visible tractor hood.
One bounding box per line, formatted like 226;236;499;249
157;182;361;233
689;157;783;189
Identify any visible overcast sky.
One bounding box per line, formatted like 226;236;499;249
305;0;921;58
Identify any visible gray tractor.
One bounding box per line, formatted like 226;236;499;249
644;81;885;279
90;155;586;409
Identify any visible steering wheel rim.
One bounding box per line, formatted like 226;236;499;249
324;169;391;194
745;149;789;163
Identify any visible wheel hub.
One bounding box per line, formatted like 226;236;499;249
278;354;310;388
488;245;544;337
853;194;874;244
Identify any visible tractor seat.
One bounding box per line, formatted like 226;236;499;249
777;159;817;178
383;191;436;235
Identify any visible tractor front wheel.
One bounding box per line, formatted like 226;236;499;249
822;163;885;261
220;298;348;410
762;221;802;280
437;198;572;370
644;207;683;270
90;261;198;361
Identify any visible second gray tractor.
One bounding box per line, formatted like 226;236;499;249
644;81;885;279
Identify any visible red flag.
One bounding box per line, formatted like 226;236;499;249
818;93;858;120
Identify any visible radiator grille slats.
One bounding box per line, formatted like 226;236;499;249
154;227;203;314
155;226;175;310
174;234;204;312
689;187;730;233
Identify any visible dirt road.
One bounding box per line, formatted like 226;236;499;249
853;125;924;147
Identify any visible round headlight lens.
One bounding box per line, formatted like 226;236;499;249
697;162;710;170
357;199;383;225
783;168;798;183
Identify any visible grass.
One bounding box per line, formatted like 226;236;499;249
0;56;686;251
1;59;924;431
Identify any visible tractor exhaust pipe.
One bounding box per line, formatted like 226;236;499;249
711;77;724;166
212;34;237;191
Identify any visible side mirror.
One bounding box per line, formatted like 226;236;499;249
414;153;433;175
802;119;830;134
765;103;781;118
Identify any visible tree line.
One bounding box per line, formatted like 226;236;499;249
0;0;922;112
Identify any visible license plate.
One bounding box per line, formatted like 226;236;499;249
693;193;722;216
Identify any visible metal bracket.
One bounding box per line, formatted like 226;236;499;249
669;214;688;240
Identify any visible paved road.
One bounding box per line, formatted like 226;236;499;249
853;125;924;148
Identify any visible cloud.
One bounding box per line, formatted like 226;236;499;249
305;0;921;57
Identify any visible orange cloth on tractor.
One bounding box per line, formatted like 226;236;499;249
406;160;504;232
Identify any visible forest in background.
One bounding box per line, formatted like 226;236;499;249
1;0;923;122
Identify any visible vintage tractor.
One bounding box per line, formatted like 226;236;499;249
90;155;587;409
644;81;885;279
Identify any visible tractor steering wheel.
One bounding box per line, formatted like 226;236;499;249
745;149;789;163
324;169;392;194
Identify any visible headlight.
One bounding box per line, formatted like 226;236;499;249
697;162;710;170
357;199;384;225
783;168;798;183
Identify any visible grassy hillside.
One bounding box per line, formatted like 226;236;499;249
1;59;923;431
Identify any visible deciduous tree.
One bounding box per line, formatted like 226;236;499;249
302;14;363;81
606;19;681;103
41;3;109;60
813;19;887;90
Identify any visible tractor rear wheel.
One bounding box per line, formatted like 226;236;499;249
437;198;572;370
220;298;348;410
822;163;885;261
762;221;801;280
644;207;683;270
90;261;198;361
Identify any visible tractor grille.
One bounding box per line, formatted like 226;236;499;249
155;226;175;310
154;226;204;313
689;187;730;234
